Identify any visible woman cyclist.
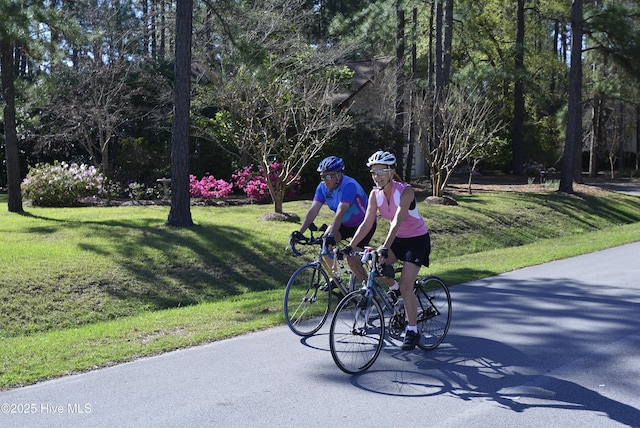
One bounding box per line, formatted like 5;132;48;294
345;150;430;351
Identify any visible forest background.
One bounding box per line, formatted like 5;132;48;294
2;0;640;216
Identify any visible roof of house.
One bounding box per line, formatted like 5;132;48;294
332;57;394;107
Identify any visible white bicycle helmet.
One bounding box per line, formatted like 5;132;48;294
366;150;396;167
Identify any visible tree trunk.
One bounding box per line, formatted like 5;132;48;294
434;0;443;91
512;0;525;176
559;0;583;194
430;0;444;197
636;105;640;171
404;5;418;182
394;1;405;178
442;0;453;84
274;186;284;214
166;0;194;227
588;99;599;178
1;42;23;213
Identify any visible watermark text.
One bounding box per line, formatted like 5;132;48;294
1;402;92;415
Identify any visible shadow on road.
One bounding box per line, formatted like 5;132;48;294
310;271;640;426
351;335;640;427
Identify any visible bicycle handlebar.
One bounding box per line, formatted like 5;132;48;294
340;247;400;278
287;223;336;257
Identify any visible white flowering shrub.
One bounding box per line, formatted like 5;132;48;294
22;162;106;207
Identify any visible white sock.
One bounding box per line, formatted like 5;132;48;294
406;325;417;333
389;281;399;291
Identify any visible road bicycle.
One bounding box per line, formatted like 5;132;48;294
329;247;452;374
284;223;358;336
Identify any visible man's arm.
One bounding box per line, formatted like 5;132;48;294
326;201;350;241
299;200;323;234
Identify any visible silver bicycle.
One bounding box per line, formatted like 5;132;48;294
329;247;452;374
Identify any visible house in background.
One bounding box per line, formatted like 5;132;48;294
332;57;429;180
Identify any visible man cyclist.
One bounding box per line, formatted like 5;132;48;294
293;156;374;281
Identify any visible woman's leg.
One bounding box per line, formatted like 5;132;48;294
399;262;420;325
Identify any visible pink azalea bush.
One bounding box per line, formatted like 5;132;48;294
189;175;234;200
232;166;271;203
232;162;301;203
189;162;301;203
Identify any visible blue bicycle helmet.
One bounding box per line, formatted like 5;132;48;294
317;156;345;173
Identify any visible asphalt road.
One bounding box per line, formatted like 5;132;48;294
2;241;639;428
587;178;640;196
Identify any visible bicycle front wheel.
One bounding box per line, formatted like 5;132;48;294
283;264;332;336
415;276;451;350
329;291;385;374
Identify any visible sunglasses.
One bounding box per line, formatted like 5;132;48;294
370;168;391;177
320;173;337;181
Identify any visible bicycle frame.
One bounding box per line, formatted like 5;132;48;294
289;224;357;295
284;224;360;337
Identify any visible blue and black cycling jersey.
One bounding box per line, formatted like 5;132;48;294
313;175;368;228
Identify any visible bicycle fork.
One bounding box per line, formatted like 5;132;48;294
351;291;376;336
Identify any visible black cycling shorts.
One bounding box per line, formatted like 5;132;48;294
390;233;430;267
340;222;377;249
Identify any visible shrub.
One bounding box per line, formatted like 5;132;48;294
232;163;301;203
232;166;270;203
188;164;301;204
22;162;105;207
189;175;234;200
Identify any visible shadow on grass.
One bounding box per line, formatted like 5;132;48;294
15;209;295;312
447;191;640;247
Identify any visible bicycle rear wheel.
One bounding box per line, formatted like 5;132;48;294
329;290;385;374
283;264;332;336
415;276;451;350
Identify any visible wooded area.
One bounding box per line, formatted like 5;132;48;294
2;0;640;215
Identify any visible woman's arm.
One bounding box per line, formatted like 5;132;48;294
381;185;415;249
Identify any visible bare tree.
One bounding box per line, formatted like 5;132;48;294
606;106;621;179
413;85;503;198
217;69;352;214
193;0;353;216
42;58;140;178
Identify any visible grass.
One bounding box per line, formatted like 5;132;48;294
1;185;640;389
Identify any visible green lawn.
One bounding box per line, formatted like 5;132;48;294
1;185;640;389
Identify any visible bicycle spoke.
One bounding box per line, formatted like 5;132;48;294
414;277;451;350
284;264;331;336
329;292;385;374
